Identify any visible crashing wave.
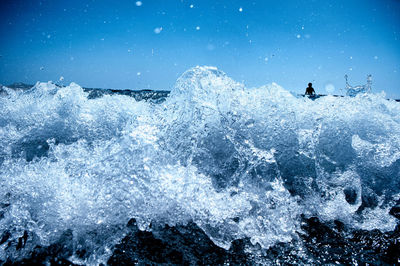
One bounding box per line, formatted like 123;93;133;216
0;66;399;264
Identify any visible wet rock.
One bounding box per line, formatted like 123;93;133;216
108;219;250;265
344;187;358;205
3;230;76;266
389;199;400;219
1;217;399;265
300;216;400;265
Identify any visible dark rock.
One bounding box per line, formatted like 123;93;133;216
300;216;400;265
5;229;78;266
1;216;399;265
344;187;358;205
108;219;251;265
389;199;400;219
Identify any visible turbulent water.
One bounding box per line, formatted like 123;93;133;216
1;66;399;264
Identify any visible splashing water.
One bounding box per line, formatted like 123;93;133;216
344;74;373;97
0;67;399;264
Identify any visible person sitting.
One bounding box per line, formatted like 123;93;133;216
305;83;316;96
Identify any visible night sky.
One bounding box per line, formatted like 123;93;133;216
1;0;399;97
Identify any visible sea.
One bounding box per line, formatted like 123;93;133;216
0;66;399;265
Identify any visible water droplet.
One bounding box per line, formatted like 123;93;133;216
154;27;163;34
325;83;335;94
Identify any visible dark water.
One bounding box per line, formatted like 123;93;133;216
1;67;399;265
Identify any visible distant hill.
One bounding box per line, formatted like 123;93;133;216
4;82;34;90
1;82;170;103
1;82;399;102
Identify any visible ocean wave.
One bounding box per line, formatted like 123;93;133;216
1;66;399;264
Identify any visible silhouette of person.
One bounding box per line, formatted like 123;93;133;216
305;83;315;95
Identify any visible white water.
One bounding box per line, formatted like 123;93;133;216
1;66;399;264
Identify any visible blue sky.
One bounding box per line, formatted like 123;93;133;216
0;0;399;97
